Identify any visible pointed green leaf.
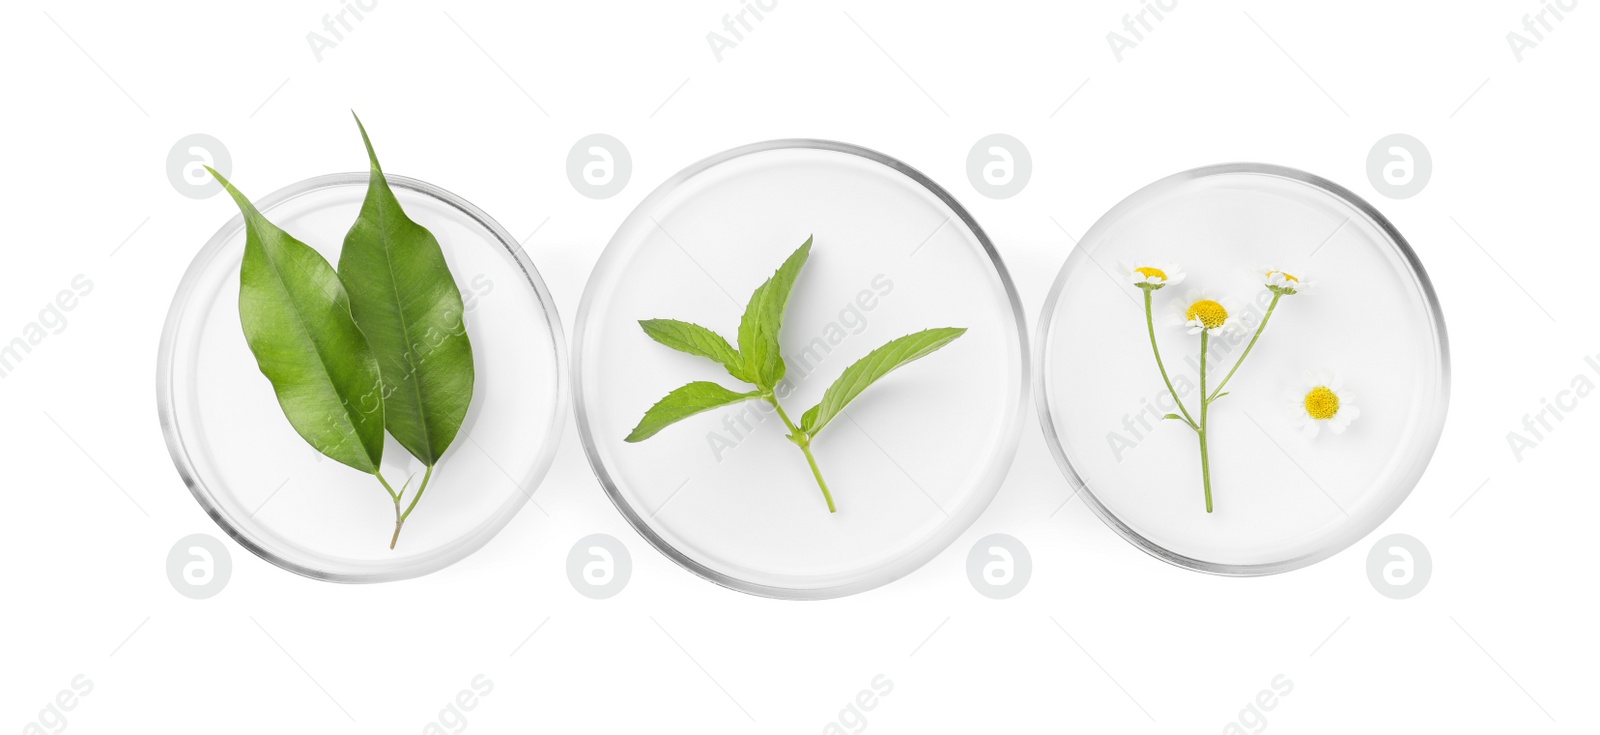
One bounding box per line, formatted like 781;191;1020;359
625;382;760;442
737;236;811;389
337;115;475;466
1162;413;1183;421
800;327;966;436
639;319;748;383
216;167;385;473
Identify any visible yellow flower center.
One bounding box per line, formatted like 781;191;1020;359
1304;386;1340;420
1268;270;1299;282
1135;266;1167;281
1185;299;1228;329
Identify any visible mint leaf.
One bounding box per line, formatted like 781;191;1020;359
625;381;760;442
639;319;747;383
338;114;475;466
216;167;386;474
737;236;811;389
801;327;965;436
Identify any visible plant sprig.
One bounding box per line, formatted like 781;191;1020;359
212;113;475;549
626;237;965;513
1131;264;1302;513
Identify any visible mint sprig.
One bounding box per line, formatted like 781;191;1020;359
625;236;965;513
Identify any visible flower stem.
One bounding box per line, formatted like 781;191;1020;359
1208;291;1281;403
1143;290;1197;430
767;394;836;513
1198;330;1214;513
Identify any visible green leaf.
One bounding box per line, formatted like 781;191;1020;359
1212;392;1229;400
639;319;748;383
737;236;811;389
625;382;759;442
1162;413;1183;421
337;114;475;466
216;167;386;474
800;327;966;436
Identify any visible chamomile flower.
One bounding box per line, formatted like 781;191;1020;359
1288;371;1360;438
1170;289;1243;336
1122;262;1187;291
1256;266;1312;296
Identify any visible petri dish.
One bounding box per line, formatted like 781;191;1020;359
1036;163;1448;575
158;173;566;583
573;140;1028;599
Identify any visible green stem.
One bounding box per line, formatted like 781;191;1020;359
375;471;401;503
381;465;435;550
767;395;836;513
1208;292;1281;403
390;497;404;549
1144;290;1196;430
399;464;435;524
798;443;835;513
1199;330;1214;513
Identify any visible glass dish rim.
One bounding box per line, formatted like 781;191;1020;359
155;171;568;584
571;138;1030;600
1033;161;1451;576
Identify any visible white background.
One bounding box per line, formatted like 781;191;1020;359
2;1;1593;732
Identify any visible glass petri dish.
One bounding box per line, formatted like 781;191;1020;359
157;173;566;583
1036;163;1448;575
573;140;1028;599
